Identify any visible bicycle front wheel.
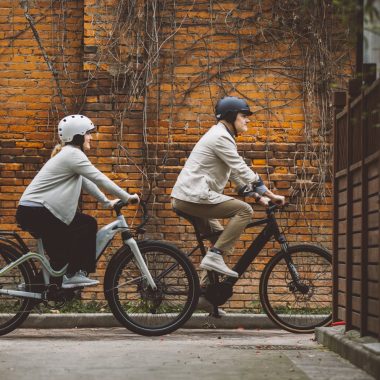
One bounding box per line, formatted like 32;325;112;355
104;241;199;336
260;244;332;333
0;242;34;335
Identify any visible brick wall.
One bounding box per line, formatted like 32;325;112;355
0;1;85;229
0;0;349;310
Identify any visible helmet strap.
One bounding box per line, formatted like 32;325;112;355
220;121;237;138
232;123;238;137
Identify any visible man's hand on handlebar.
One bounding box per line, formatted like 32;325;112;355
238;184;286;208
257;196;271;207
261;189;286;207
270;194;285;206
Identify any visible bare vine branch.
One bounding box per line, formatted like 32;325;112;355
20;0;68;114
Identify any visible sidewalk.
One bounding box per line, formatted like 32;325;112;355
18;313;380;378
2;327;375;380
316;325;380;379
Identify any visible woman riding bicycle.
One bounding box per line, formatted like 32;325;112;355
171;96;285;279
16;115;139;289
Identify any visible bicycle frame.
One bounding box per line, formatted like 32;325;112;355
187;205;299;286
95;213;157;290
0;208;157;300
229;213;287;285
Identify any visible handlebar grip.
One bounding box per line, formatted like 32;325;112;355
267;201;289;212
129;197;139;205
112;198;149;229
113;200;126;214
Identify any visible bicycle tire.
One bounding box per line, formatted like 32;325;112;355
259;244;332;333
104;240;199;336
0;242;34;335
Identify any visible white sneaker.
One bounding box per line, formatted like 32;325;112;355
197;296;227;316
62;271;99;289
200;251;238;278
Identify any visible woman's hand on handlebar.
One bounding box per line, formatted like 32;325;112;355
107;198;121;208
107;194;139;209
128;194;140;205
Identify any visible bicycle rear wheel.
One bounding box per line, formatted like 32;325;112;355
104;241;199;336
0;243;34;335
260;244;332;333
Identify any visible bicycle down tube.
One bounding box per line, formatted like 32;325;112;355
197;206;300;288
219;216;276;287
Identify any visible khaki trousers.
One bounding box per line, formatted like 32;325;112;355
172;198;253;255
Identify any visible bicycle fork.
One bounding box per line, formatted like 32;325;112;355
276;232;298;280
99;215;157;291
121;231;157;290
277;233;309;293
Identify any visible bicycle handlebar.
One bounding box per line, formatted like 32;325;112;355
266;201;292;215
240;191;288;212
113;198;149;231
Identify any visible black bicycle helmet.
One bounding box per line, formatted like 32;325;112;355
215;96;253;122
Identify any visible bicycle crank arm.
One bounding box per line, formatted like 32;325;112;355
0;288;42;300
124;238;157;290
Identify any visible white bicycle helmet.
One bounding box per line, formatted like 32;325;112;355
58;115;95;143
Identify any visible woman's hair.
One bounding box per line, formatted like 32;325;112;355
51;134;85;158
51;143;63;157
69;134;85;149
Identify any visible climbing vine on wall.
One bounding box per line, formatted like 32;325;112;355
18;0;354;234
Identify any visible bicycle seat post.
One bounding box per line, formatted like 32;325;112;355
36;238;50;285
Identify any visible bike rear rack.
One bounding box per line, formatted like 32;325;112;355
0;231;68;299
0;230;29;254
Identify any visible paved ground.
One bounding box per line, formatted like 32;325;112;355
0;328;374;380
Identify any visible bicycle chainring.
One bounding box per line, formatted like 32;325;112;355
204;283;233;306
45;287;78;303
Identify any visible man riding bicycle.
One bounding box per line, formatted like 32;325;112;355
171;96;285;297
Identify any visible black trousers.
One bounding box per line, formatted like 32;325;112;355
16;206;97;274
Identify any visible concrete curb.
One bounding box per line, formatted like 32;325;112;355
19;313;277;329
316;326;380;379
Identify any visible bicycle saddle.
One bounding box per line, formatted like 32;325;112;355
173;207;200;226
173;208;222;242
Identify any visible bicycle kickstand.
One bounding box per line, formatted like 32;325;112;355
211;304;221;318
208;271;222;318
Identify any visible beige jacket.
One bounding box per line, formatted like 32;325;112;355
171;122;267;204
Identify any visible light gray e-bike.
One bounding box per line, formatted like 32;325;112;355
0;201;199;336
